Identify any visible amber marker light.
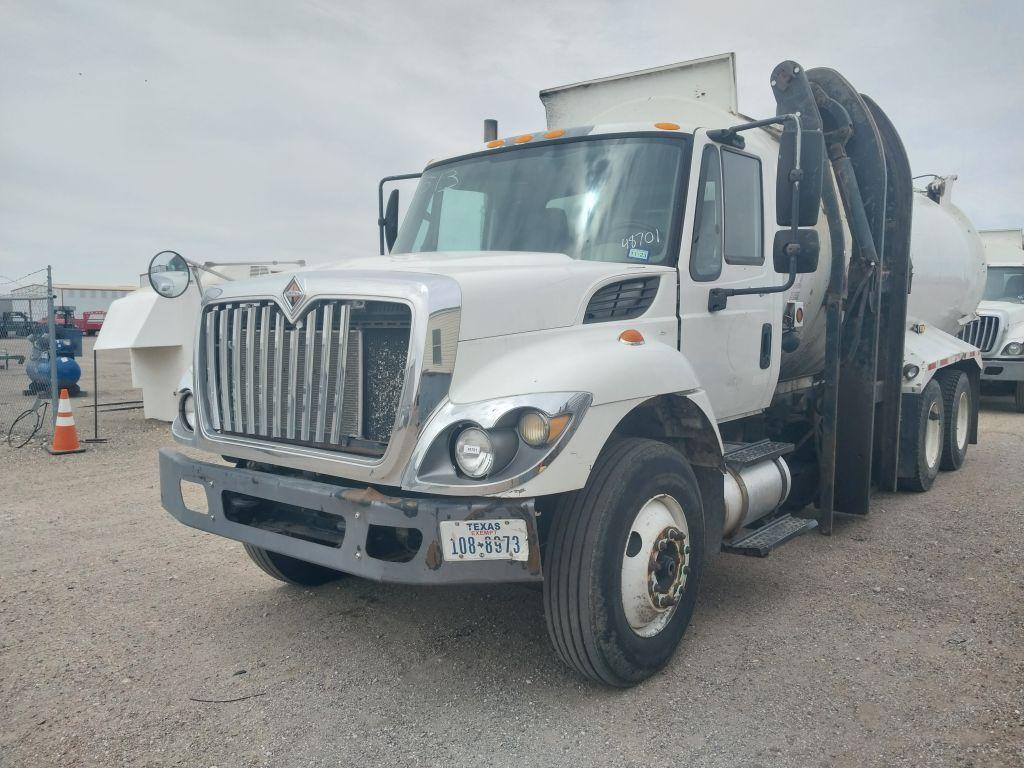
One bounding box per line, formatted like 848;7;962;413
619;329;645;346
486;139;505;148
654;122;680;130
543;129;565;139
514;134;534;144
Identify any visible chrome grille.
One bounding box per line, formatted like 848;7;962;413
957;314;1001;353
200;300;409;456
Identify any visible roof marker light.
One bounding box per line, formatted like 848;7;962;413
544;129;565;139
486;139;505;148
514;134;534;144
655;122;680;131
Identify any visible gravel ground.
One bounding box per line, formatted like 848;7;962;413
1;342;1022;768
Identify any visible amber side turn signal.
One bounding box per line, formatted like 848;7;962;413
619;329;644;346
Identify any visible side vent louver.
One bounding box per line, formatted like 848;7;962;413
583;277;660;324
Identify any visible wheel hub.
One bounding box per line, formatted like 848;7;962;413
621;495;691;638
649;527;687;608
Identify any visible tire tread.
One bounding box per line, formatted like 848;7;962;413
543;438;701;686
936;369;969;471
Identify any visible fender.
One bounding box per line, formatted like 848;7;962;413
450;325;725;498
902;323;982;394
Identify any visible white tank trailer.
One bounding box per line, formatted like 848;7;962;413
777;175;986;382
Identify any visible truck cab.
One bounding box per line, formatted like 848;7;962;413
155;54;984;686
962;229;1024;410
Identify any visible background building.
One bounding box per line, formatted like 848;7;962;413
12;282;137;315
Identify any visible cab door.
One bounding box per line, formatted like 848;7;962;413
678;132;779;421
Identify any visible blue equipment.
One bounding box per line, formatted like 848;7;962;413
24;321;85;397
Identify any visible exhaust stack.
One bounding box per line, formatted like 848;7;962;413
483;119;498;142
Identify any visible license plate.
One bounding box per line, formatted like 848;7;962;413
439;519;529;562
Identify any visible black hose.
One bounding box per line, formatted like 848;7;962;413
7;400;49;449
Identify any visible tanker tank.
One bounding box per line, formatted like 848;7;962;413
779;175;985;381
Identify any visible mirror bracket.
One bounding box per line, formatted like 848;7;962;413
147;251;235;299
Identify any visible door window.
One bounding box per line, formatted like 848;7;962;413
721;149;764;265
689;145;723;282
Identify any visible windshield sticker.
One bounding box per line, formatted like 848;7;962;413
628;247;650;261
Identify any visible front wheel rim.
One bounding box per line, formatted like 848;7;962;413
620;494;690;638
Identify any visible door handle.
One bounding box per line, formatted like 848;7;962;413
760;323;772;369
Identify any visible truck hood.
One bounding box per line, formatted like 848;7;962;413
978;299;1024;325
304;251;670;340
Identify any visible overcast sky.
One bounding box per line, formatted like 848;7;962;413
1;0;1021;287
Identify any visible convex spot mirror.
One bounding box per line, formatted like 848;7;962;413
773;229;820;274
148;250;191;298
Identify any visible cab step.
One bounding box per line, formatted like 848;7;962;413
721;514;818;558
722;439;793;468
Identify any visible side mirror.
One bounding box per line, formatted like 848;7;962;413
773;229;820;274
776;128;824;227
148;250;191;298
383;189;400;252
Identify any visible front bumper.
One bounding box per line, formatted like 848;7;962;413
159;449;542;585
981;359;1024;382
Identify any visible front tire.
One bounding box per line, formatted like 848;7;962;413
898;379;945;492
937;370;970;471
243;544;345;586
1015;382;1024;413
543;438;704;687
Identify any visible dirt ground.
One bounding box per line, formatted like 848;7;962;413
1;340;1022;768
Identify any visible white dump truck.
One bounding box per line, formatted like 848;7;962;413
153;53;987;686
961;229;1024;411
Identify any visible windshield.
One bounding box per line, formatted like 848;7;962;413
393;136;688;265
983;266;1024;302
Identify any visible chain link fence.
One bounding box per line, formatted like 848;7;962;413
0;268;59;448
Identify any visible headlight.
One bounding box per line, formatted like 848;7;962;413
518;410;571;447
902;363;920;381
453;427;495;478
1002;341;1023;356
179;390;195;432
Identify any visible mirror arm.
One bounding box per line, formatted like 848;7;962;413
169;254;233;283
378;173;422;255
707;254;799;313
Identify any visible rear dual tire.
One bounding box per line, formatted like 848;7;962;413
937;370;971;471
543;438;704;687
899;370;974;491
899;379;945;492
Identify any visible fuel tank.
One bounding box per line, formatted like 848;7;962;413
779;178;986;381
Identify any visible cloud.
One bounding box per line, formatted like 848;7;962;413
1;0;1021;285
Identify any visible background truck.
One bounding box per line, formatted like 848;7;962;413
0;310;34;338
961;228;1024;411
155;53;986;686
75;309;106;336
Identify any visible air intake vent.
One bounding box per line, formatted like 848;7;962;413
583;277;660;324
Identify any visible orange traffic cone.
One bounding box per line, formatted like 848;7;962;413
48;388;86;455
